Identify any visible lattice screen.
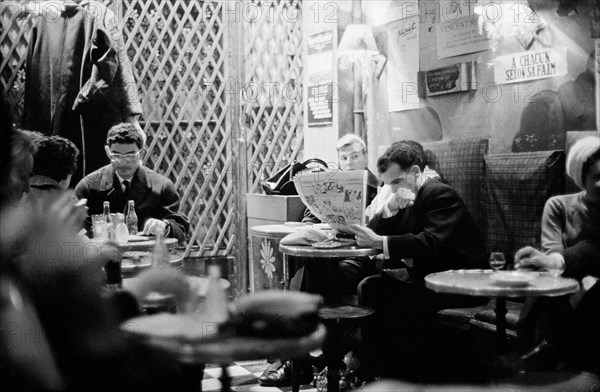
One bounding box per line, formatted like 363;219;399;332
244;0;304;193
119;0;235;258
1;0;304;293
0;8;33;122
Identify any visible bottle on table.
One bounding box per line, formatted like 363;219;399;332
102;201;114;240
104;220;122;293
125;200;138;235
202;265;229;325
151;226;170;268
114;213;129;244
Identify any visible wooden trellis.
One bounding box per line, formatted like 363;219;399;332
0;0;304;294
243;0;304;193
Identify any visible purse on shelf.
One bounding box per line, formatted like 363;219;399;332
261;158;328;195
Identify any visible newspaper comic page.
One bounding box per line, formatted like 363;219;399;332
293;170;368;233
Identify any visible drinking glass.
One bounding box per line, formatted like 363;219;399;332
489;252;506;271
92;214;107;239
546;262;565;277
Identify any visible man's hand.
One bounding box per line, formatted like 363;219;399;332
386;188;415;213
349;224;384;250
142;218;168;236
514;246;562;270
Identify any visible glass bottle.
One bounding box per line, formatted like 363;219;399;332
151;226;170;268
202;265;228;325
104;221;122;293
125;200;138;235
114;213;129;244
102;201;112;240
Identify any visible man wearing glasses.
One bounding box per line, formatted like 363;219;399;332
75;123;189;241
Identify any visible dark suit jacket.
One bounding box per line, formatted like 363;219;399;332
562;239;600;280
370;179;487;283
75;165;189;242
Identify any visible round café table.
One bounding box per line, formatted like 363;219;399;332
279;244;378;392
122;316;325;392
278;243;378;289
118;236;179;252
121;253;184;277
424;269;579;353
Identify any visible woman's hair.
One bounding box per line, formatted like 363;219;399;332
31;133;80;182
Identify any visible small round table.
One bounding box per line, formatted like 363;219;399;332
121;253;184;277
424;269;579;352
278;244;378;289
118;236;179;252
122;317;325;392
279;244;378;392
318;305;374;392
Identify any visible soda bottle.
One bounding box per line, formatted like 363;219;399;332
125;200;138;235
104;220;122;293
202;265;228;325
114;213;129;244
151;226;170;268
102;201;112;240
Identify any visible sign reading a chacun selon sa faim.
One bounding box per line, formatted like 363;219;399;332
493;46;568;85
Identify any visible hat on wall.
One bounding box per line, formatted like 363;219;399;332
566;136;600;189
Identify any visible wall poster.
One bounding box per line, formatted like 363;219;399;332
419;61;477;97
493;47;568;85
436;14;489;59
387;16;421;112
306;30;334;127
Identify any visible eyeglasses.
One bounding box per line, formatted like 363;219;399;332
108;149;143;161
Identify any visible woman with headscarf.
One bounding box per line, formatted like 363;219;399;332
510;135;600;374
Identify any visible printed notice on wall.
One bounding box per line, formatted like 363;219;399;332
307;31;334;127
388;16;421;112
493;47;568;85
436;15;489;59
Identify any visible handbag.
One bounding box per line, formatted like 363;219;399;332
261;158;328;195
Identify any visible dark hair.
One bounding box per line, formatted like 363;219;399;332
106;123;143;149
582;148;600;184
31;133;80;182
397;140;428;166
8;129;37;200
377;141;426;174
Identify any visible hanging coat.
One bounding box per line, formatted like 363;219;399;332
23;2;142;184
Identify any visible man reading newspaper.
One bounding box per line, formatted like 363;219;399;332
349;141;487;380
259;134;378;387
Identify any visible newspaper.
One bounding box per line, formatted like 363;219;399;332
293;169;370;233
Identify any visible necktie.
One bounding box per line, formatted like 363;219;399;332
123;180;130;204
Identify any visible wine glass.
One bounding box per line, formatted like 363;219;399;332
489;252;506;271
546;262;565;277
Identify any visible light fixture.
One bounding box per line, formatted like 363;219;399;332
338;24;378;61
338;24;386;78
475;0;548;52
